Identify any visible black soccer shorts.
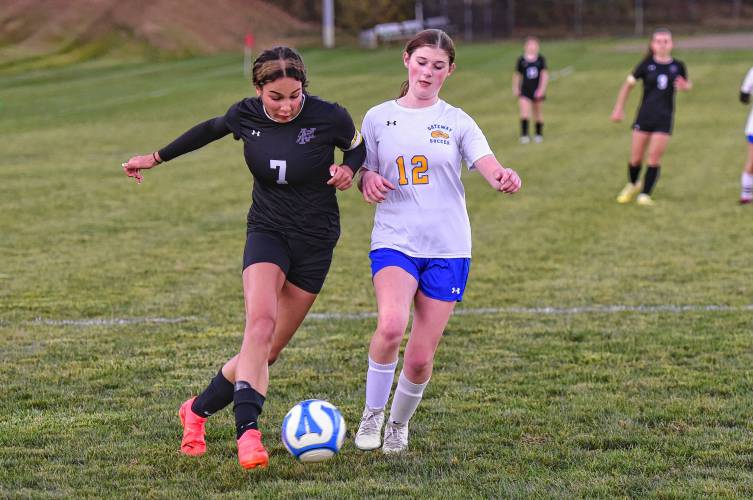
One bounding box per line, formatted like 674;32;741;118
242;230;335;294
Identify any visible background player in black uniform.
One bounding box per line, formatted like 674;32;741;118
512;36;548;144
122;46;365;470
610;28;691;206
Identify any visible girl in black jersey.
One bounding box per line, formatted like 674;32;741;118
512;36;548;144
122;46;365;470
611;29;691;206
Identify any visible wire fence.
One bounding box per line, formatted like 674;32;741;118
426;0;753;40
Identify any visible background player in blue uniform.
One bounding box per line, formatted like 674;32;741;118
611;28;691;205
738;66;753;204
122;46;365;470
512;36;548;144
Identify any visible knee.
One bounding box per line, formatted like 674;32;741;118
244;315;276;346
374;315;408;349
403;351;434;380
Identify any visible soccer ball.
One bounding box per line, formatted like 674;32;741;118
281;399;346;462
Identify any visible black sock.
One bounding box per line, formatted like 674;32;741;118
535;121;543;136
191;369;234;418
520;119;529;137
642;165;660;194
628;163;642;184
233;381;265;439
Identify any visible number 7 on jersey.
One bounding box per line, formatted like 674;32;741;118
270;159;288;184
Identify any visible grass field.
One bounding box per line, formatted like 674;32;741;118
2;38;753;497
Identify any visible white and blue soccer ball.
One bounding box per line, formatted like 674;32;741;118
281;399;346;462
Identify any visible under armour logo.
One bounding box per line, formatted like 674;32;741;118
297;127;316;144
386;120;396;126
250;130;260;137
451;287;460;294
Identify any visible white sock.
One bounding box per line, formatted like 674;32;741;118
365;357;397;410
741;172;753;199
388;370;429;425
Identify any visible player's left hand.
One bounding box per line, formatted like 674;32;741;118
327;164;354;191
674;76;690;91
495;168;521;194
534;89;545;100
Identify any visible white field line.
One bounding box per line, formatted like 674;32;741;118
28;316;199;326
307;303;753;320
5;304;750;327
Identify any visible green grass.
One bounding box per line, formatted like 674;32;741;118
2;39;753;497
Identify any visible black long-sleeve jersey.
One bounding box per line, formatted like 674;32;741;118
158;94;364;243
632;57;687;125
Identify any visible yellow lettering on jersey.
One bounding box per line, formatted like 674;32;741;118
412;155;428;184
395;155;429;186
396;156;409;185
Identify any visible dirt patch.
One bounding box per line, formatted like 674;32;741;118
0;0;318;64
615;32;753;52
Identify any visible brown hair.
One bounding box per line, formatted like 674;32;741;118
644;28;672;60
399;29;456;98
252;46;308;89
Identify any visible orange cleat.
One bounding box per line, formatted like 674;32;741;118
179;397;207;456
237;429;269;469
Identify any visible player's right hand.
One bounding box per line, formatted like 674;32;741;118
361;170;394;204
610;109;624;122
122;154;159;184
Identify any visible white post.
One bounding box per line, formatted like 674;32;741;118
635;0;644;37
464;0;473;42
574;0;583;36
323;0;335;48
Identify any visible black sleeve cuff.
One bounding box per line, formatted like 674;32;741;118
341;140;366;172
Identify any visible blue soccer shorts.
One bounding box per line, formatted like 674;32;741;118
369;248;471;302
747;134;753;144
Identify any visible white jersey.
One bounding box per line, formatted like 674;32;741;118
743;67;753;136
361;99;493;258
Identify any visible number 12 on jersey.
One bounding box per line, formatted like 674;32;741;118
396;155;429;186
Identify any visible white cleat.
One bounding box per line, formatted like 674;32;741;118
636;193;655;206
381;421;408;454
519;135;531;144
354;407;384;451
534;135;544;143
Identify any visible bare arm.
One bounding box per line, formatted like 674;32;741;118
536;69;549;97
512;73;521;97
610;77;636;122
473;154;521;194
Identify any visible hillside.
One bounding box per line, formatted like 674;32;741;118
0;0;318;72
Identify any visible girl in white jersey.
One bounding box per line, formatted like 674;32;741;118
738;66;753;204
353;29;522;454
